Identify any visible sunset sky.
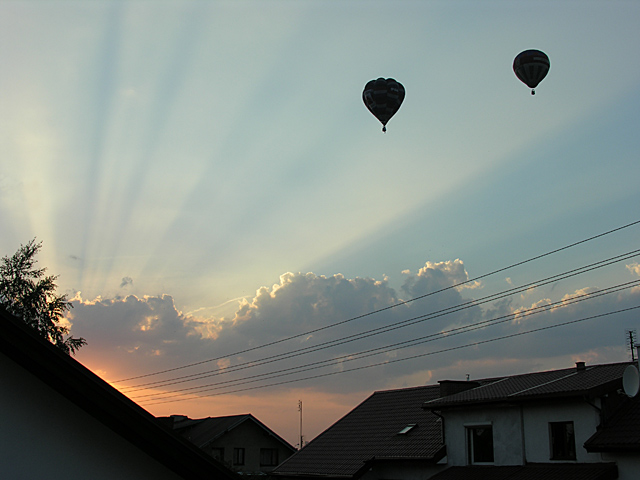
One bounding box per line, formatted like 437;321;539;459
2;1;640;446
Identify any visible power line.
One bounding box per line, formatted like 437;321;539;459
139;304;640;405
132;279;639;402
115;218;640;383
120;247;640;392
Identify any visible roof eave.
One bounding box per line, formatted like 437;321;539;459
354;446;447;480
0;308;238;480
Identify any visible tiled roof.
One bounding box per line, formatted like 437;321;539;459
272;385;445;479
164;414;296;452
425;362;630;409
429;463;618;480
585;394;640;452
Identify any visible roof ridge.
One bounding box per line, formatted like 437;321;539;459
374;384;439;394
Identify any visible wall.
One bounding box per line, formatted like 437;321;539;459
205;419;294;474
522;401;602;463
442;404;523;466
442;399;605;467
599;452;640;480
0;353;184;480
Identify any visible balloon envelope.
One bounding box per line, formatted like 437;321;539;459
513;50;550;94
363;78;405;131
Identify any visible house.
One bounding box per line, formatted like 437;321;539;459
159;413;297;475
272;385;448;480
423;361;634;479
0;306;239;480
274;361;640;480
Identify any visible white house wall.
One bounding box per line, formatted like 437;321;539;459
522;401;602;463
442;405;523;466
0;352;184;480
441;400;605;467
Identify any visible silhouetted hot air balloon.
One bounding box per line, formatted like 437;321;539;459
363;78;405;132
513;50;550;95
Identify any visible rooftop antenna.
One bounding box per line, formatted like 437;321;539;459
298;400;304;450
626;329;637;362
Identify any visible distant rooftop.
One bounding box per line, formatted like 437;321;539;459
158;413;295;452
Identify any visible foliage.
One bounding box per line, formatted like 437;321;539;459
0;239;86;355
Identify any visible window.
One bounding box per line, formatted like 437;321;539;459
550;421;576;460
233;448;245;466
260;448;279;466
398;424;416;435
467;425;494;464
211;448;224;462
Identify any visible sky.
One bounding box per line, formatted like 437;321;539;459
1;0;640;446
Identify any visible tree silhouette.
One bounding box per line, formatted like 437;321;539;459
0;239;86;355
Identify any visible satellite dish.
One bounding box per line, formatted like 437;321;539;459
622;365;640;398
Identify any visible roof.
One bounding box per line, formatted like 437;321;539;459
429;463;618;480
585;393;640;452
162;413;296;452
0;306;238;480
272;385;446;479
424;362;631;409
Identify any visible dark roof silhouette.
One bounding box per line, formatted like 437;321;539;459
161;413;296;452
585;393;640;452
0;306;238;480
273;385;446;479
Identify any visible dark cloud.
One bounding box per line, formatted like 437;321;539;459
120;276;133;288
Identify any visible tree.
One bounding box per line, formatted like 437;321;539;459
0;239;86;355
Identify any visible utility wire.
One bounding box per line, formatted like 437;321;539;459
121;247;640;392
139;304;640;405
133;279;639;402
116;218;640;383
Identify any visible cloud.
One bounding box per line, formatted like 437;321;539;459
120;276;133;288
69;261;640;406
627;262;640;276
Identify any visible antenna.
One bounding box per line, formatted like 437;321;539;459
626;329;637;361
298;400;304;450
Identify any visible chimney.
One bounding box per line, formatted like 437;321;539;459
438;380;480;398
576;361;586;371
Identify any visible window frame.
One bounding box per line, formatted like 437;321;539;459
260;448;279;466
233;447;245;466
211;447;225;462
549;421;576;461
466;424;495;465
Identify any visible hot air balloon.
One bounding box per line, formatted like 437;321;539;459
513;50;550;95
363;78;405;132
